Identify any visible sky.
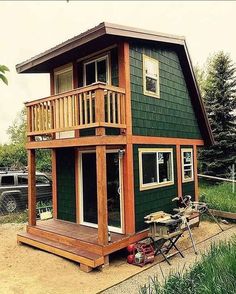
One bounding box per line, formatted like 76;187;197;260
0;1;236;144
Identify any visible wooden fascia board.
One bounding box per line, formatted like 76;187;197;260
26;136;127;149
182;41;214;146
16;26;107;73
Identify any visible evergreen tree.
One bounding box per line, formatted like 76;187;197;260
199;52;236;177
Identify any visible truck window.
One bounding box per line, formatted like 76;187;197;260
36;175;50;184
1;175;14;186
18;175;28;185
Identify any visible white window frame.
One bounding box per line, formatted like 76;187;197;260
83;54;110;86
181;148;194;183
54;63;73;94
143;54;160;98
139;148;174;191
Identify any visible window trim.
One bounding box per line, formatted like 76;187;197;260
181;148;194;183
83;54;110;86
54;63;73;94
143;54;160;98
139;148;174;191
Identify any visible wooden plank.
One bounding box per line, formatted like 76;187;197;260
132;135;205;146
95;88;105;136
27;226;103;255
26;135;127;149
112;92;116;123
123;143;135;234
96;146;108;245
28;149;36;226
17;233;104;268
209;209;236;220
52;149;57;219
75;149;80;224
79;93;83;125
27;106;32;133
25;83;125;107
84;92;88;125
45;102;48;130
80;264;93;273
193;145;199;201
107;91;111;123
117;93;121;124
176;145;183;198
118;42;135;235
89;91;92;124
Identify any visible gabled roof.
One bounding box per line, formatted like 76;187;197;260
16;22;213;145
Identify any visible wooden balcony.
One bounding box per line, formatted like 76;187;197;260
26;83;126;138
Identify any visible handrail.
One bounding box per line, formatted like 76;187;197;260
25;83;125;107
26;83;126;137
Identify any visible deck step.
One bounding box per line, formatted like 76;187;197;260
17;232;104;269
27;225;103;255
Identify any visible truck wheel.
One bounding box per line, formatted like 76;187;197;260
3;194;19;213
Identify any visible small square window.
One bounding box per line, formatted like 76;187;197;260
143;55;160;98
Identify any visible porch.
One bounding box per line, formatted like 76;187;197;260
17;219;148;272
26;83;126;140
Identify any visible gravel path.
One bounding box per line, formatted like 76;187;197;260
100;225;236;294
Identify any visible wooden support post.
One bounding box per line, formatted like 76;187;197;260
118;42;135;235
176;145;183;198
28;149;36;226
80;264;93;273
75;149;80;223
96;146;108;245
95;88;105;136
52;149;57;219
193;145;199;201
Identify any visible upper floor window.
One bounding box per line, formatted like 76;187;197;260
181;148;194;182
139;148;174;190
143;55;160;98
84;55;109;86
54;64;73;94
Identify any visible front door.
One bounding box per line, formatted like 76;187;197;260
80;151;123;233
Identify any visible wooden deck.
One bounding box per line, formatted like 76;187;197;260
17;219;148;272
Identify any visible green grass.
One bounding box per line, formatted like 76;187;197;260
140;237;236;294
0;211;28;224
199;181;236;213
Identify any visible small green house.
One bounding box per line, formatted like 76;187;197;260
17;23;213;272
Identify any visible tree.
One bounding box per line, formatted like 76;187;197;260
0;65;9;85
198;52;236;177
3;108;52;172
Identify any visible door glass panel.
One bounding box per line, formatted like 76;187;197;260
55;70;73;94
97;59;107;83
85;62;96;85
107;153;121;228
82;153;97;224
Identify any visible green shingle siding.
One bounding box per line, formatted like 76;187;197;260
133;144;178;232
56;148;76;222
130;42;202;139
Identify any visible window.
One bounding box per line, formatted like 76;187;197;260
143;55;160;98
1;176;14;186
18;175;28;185
84;55;109;86
181;148;194;182
54;65;73;94
36;175;50;185
139;148;174;190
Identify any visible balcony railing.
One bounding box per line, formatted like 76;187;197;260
26;83;126;137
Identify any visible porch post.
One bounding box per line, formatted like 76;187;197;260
118;41;135;235
28;149;36;226
193;145;199;201
52;149;57;219
176;145;183;198
96;145;108;245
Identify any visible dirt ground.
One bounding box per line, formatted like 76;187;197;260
0;221;235;294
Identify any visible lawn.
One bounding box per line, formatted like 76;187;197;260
140;237;236;294
199;181;236;213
